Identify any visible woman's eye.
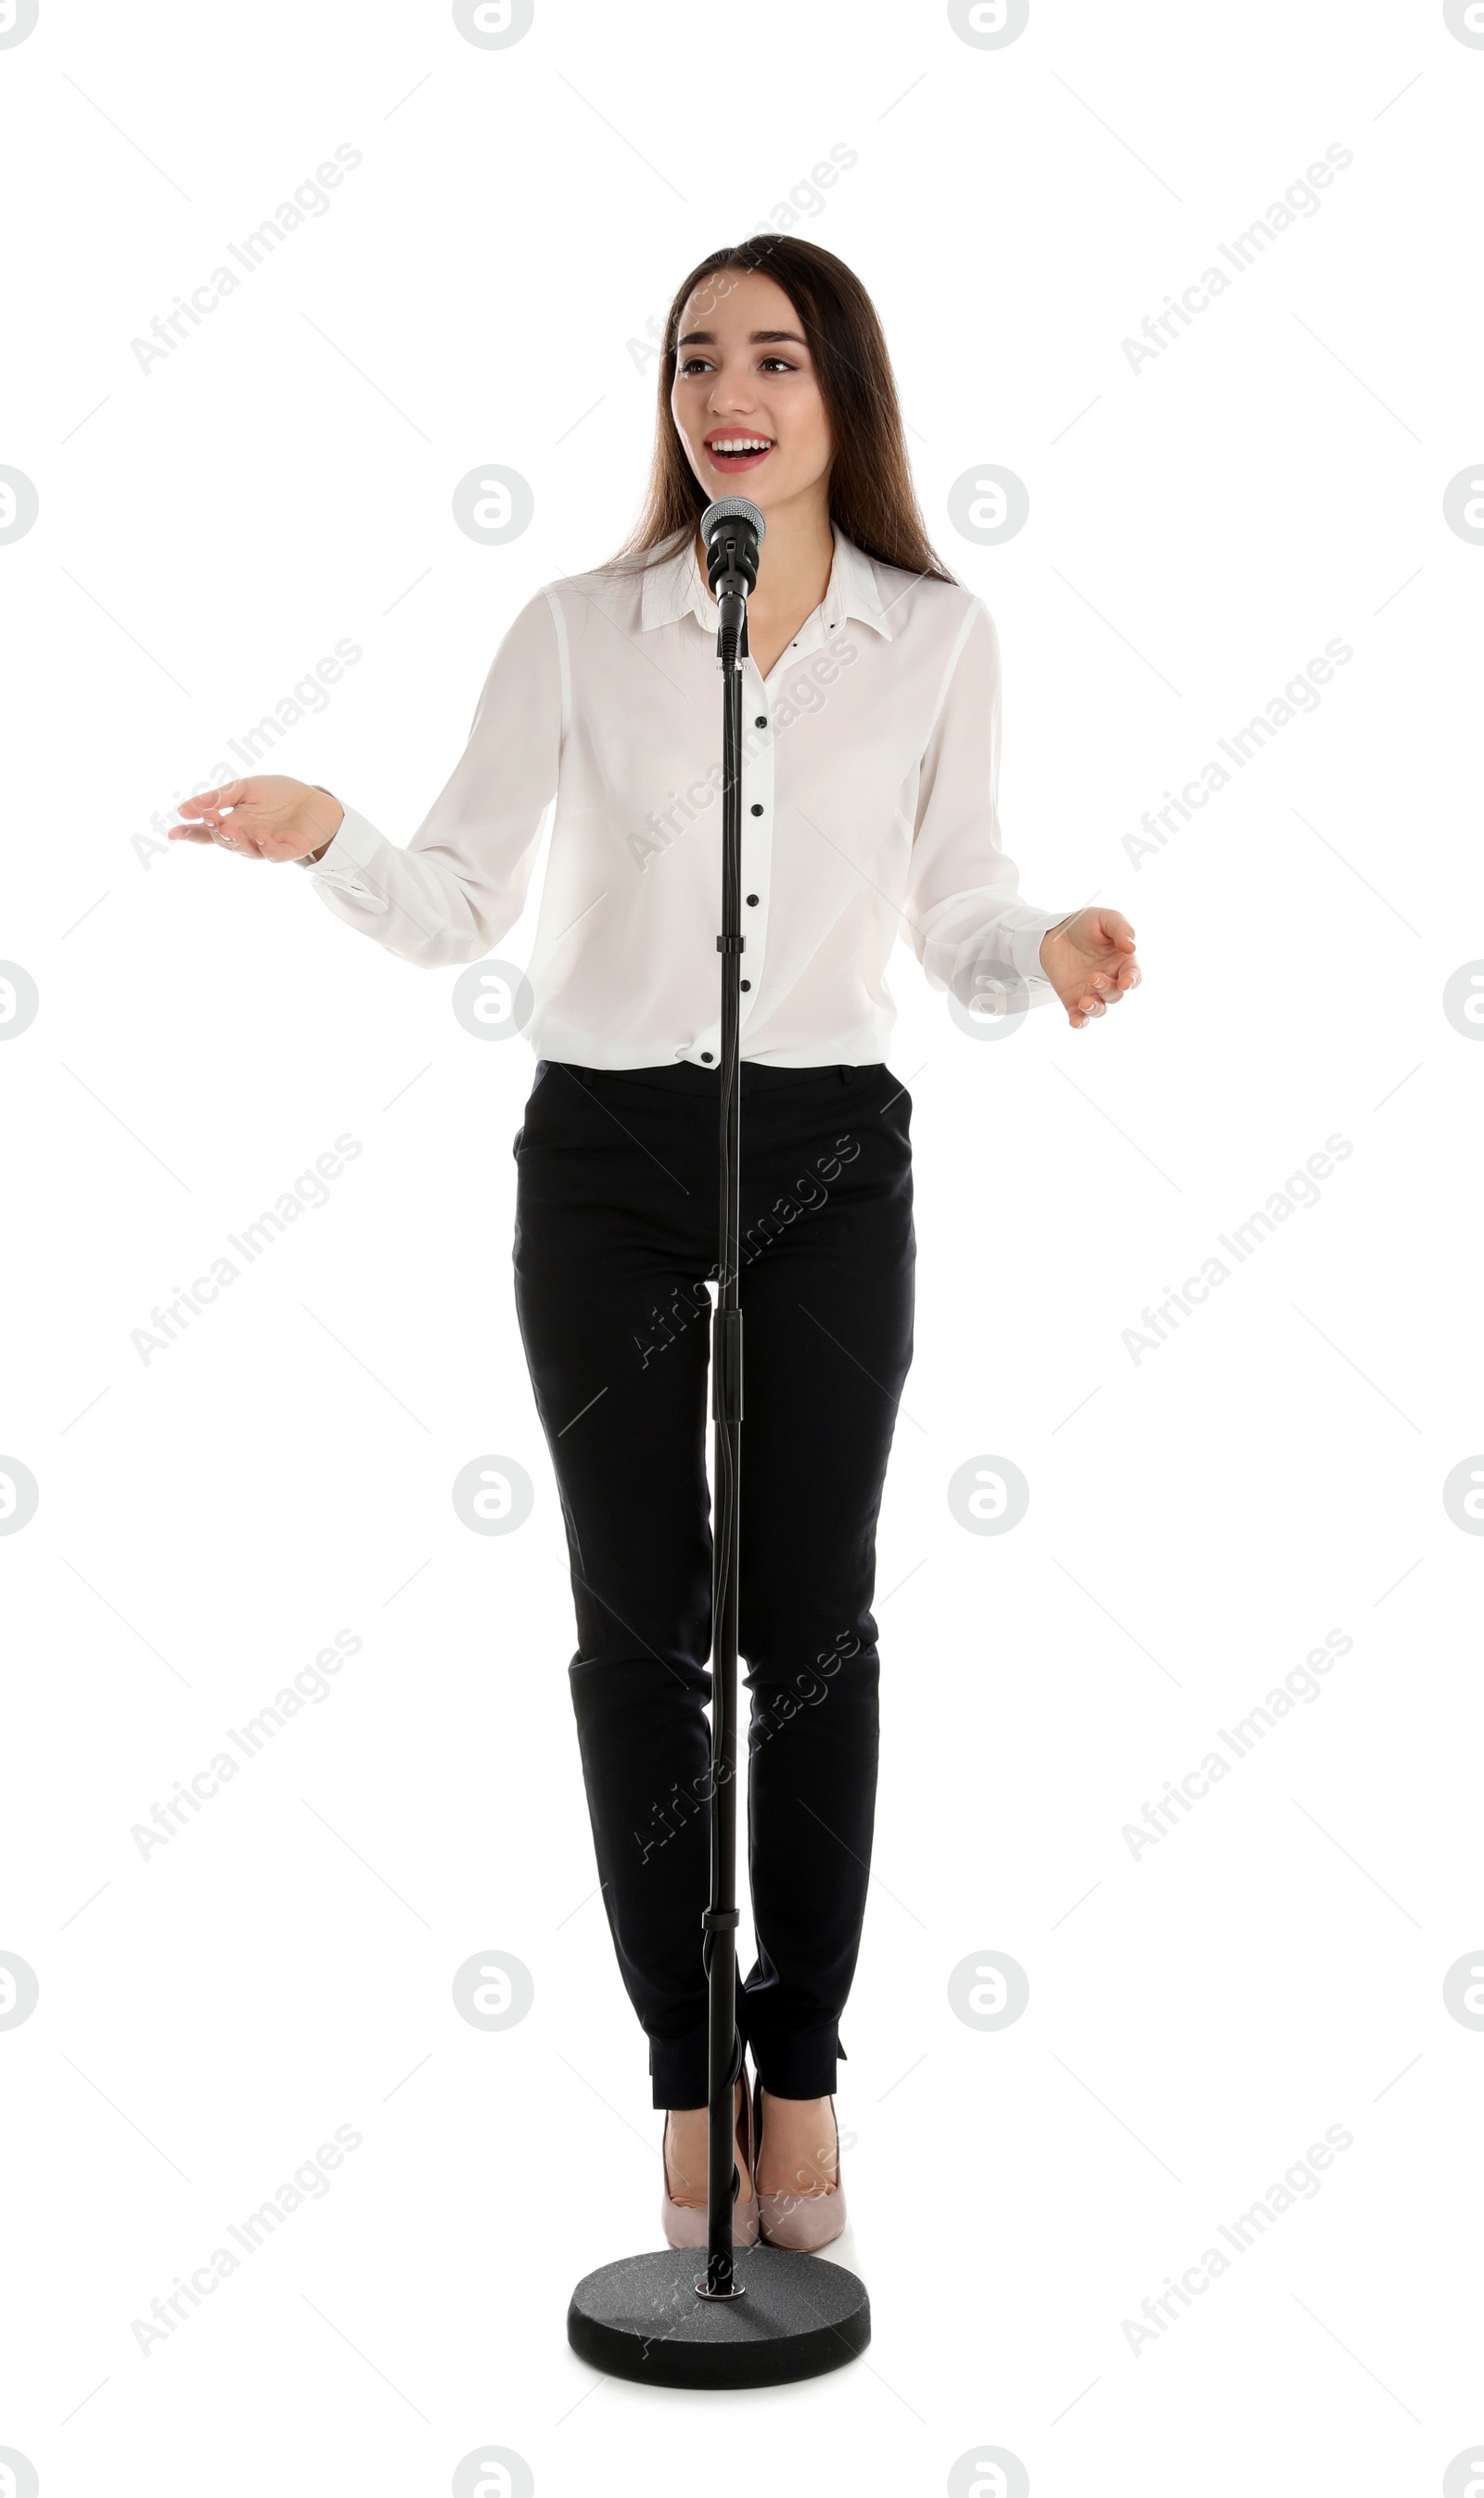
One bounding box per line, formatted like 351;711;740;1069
677;353;798;377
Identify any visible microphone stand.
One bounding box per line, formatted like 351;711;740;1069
566;511;872;2389
698;590;747;2300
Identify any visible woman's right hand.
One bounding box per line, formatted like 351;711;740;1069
169;776;344;864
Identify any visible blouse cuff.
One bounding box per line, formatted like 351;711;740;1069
1004;909;1074;987
297;805;391;911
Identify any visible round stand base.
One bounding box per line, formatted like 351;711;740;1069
567;2244;870;2389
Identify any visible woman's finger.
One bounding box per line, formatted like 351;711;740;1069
221;831;269;858
176;780;248;819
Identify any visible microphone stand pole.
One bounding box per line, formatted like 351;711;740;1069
566;511;871;2387
699;581;746;2299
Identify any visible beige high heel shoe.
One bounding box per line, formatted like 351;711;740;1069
659;2073;760;2250
753;2078;847;2251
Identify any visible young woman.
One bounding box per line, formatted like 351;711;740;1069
172;235;1141;2254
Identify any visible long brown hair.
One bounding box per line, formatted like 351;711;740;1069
612;234;957;584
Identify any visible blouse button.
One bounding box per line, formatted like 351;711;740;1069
746;893;759;906
740;980;751;992
700;1051;713;1063
754;715;766;729
750;802;763;816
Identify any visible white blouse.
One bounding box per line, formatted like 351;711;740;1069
298;524;1070;1068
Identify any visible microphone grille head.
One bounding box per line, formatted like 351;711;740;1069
700;494;766;547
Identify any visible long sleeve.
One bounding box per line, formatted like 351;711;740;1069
902;596;1068;1009
298;587;564;968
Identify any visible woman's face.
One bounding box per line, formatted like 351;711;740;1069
670;268;832;523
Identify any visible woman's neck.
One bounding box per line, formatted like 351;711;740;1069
699;490;835;675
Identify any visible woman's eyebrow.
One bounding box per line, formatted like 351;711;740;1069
676;328;808;350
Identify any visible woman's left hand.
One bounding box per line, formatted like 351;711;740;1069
1039;908;1142;1028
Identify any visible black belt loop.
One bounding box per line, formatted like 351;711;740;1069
839;1064;852;1085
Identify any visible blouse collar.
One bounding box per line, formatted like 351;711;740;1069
638;519;894;642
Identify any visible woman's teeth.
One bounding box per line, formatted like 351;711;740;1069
709;438;773;459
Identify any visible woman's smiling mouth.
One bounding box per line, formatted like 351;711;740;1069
703;431;775;472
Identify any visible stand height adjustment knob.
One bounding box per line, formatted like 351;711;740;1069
716;933;747;953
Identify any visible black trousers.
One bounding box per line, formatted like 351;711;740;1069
511;1057;915;2107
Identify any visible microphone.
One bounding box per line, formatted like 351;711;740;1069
700;495;765;669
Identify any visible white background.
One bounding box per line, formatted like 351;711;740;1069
3;1;1482;2491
